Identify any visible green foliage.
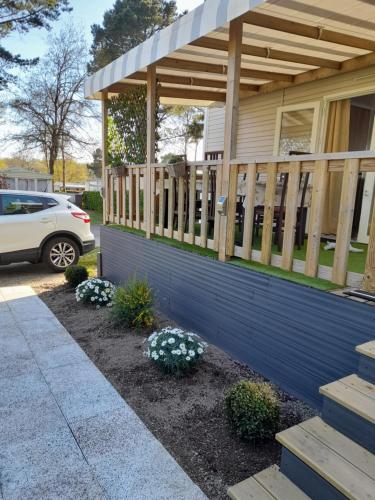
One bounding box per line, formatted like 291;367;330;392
64;265;88;288
162;153;185;164
110;278;154;329
0;0;71;88
82;191;103;213
87;148;102;178
147;327;208;375
108;86;161;165
88;0;178;73
76;278;115;307
225;381;280;441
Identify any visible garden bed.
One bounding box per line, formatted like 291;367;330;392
38;283;316;500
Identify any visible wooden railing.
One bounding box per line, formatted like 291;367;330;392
104;152;375;290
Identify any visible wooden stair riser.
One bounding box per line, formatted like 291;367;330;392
357;355;375;385
280;448;346;500
322;397;375;454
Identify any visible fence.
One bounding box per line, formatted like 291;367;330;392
103;151;375;289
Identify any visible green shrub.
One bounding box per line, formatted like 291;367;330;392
82;191;103;212
225;380;280;441
76;278;115;308
146;327;208;375
64;265;88;288
110;278;154;329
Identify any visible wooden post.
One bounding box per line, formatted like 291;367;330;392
242;163;257;260
101;92;109;224
261;162;278;265
201;167;210;248
305;160;329;277
363;204;375;293
218;18;243;261
332;159;359;285
146;65;157;239
135;168;140;229
281;161;301;271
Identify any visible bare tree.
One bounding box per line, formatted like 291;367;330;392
9;24;96;183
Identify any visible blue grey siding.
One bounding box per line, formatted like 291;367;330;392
101;227;375;408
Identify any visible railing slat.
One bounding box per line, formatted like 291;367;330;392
363;203;375;293
305;160;329;277
167;176;175;238
213;166;222;252
332;158;360;285
158;167;165;237
135;169;140;229
150;167;156;234
188;166;197;244
128;171;134;228
109;173;114;223
281;162;301;271
177;177;185;242
116;176;121;224
261;162;278;265
200;167;209;248
225;164;239;257
121;174;126;225
242;163;257;261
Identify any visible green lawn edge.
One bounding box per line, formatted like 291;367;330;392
107;224;340;291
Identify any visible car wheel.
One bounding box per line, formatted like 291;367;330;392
43;237;80;272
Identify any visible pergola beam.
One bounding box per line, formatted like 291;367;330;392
157;57;293;82
190;36;341;70
243;11;375;52
126;71;259;92
106;82;226;102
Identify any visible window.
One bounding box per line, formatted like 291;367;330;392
18;178;34;191
1;194;45;215
274;102;321;155
46;198;59;208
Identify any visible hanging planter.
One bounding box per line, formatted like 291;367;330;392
167;161;187;178
112;165;126;177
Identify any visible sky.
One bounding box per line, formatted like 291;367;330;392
1;0;204;161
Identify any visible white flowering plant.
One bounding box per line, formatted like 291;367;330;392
75;278;115;308
146;327;208;375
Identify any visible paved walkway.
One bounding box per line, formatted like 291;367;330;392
0;286;206;500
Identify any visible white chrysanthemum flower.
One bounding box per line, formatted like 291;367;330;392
197;348;203;354
161;341;167;347
159;350;164;356
91;297;95;302
151;340;157;347
176;349;181;355
179;343;185;350
168;338;175;344
171;350;177;355
188;350;195;357
186;356;191;361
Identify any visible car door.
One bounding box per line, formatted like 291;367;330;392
0;193;57;253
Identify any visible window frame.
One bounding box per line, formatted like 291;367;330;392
273;101;322;156
0;193;48;216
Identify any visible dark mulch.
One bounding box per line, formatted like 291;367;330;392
38;283;316;500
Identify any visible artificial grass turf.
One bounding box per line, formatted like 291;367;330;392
79;247;99;277
108;224;341;290
87;210;103;226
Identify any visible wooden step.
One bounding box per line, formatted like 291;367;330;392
356;340;375;360
276;417;375;500
320;374;375;424
228;465;308;500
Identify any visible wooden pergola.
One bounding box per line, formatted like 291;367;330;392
85;0;375;292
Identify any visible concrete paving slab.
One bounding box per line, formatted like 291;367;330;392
2;463;107;500
0;286;206;500
0;372;51;409
32;343;89;371
0;396;67;446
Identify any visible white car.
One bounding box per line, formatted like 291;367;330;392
0;190;95;272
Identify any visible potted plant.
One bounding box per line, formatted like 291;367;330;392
110;158;126;177
166;154;187;178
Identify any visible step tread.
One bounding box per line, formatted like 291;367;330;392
276;419;375;500
254;465;310;499
356;340;375;360
319;375;375;424
299;417;375;480
228;466;309;500
228;477;274;500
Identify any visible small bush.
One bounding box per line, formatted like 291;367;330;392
82;191;103;212
110;278;154;329
64;265;88;288
76;278;115;308
225;380;280;441
146;327;208;375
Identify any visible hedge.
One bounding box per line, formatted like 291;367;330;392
82;191;103;212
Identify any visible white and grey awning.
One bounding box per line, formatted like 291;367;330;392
85;0;375;105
